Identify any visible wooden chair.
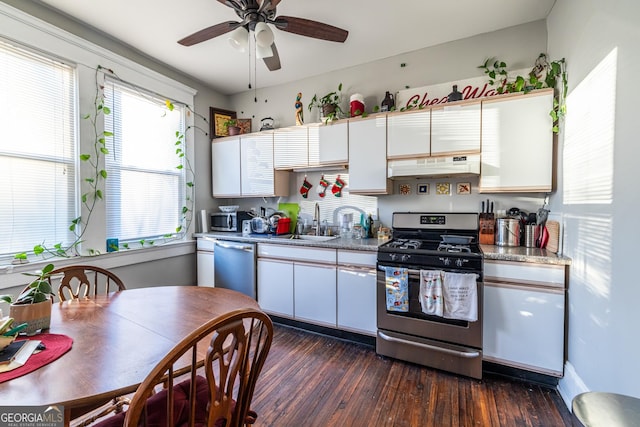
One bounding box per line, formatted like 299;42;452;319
48;265;127;427
51;265;126;301
93;308;273;427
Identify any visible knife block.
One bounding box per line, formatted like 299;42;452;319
479;214;495;245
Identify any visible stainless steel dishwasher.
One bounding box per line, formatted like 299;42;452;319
214;240;256;299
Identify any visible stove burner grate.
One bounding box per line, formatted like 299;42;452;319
387;239;422;250
437;243;472;253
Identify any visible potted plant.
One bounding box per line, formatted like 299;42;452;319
308;83;344;123
0;263;55;335
223;119;241;136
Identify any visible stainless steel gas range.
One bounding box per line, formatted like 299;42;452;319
376;212;483;379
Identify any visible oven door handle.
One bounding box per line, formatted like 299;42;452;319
378;266;421;276
377;331;480;358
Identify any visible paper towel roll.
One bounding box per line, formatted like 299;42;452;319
198;210;208;233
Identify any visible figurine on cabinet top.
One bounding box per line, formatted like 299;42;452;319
295;92;304;125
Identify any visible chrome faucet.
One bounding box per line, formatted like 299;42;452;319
314;202;321;236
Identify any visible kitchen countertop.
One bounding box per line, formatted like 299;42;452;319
194;233;571;263
194;232;382;252
481;245;572;266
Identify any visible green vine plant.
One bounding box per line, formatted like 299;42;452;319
161;102;208;244
14;65;112;261
478;53;567;133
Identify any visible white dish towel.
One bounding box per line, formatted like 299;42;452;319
419;270;444;317
442;272;478;322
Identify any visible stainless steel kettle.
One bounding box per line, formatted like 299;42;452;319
250;216;269;234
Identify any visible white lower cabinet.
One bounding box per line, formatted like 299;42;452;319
294;263;337;327
196;238;215;287
483;260;566;376
258;244;379;334
257;259;294;317
337;266;377;335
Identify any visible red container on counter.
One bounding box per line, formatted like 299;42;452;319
275;217;291;235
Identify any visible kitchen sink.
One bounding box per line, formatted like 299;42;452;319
283;235;339;242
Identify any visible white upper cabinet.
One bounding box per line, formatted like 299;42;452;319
212;136;241;197
348;115;391;194
387;110;430;159
318;121;348;165
479;89;554;193
273;126;309;169
240;131;279;197
307;124;320;166
212;132;288;198
430;101;481;155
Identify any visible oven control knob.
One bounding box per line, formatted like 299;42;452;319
389;253;397;261
455;258;469;267
439;257;451;266
401;254;411;262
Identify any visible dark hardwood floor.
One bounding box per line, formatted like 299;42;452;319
251;324;572;427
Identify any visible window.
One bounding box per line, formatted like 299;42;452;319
104;79;185;243
0;40;76;258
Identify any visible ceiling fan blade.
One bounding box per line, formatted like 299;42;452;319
263;43;281;71
178;21;241;46
257;0;281;12
273;16;348;43
218;0;246;10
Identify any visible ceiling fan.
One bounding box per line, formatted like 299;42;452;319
177;0;349;71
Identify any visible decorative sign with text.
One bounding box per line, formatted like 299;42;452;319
396;69;529;110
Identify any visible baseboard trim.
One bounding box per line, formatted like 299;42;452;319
270;316;376;347
482;361;560;388
558;361;589;410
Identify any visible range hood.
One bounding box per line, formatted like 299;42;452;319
387;154;480;179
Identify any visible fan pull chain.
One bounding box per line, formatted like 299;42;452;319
253;34;258;103
248;36;252;90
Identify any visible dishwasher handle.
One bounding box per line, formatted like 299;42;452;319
215;241;254;252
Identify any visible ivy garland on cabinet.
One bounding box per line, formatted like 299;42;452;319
478;53;567;133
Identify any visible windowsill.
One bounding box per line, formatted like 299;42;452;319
0;240;196;290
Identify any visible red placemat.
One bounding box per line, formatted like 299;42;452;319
0;333;73;383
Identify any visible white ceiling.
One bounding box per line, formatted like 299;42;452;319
39;0;555;95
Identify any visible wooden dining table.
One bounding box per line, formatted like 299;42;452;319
0;286;260;425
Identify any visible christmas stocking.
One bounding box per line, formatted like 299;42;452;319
332;175;346;197
299;176;312;198
317;175;330;198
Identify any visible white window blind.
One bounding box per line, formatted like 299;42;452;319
0;40;76;257
104;79;185;242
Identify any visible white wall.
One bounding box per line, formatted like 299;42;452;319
547;0;640;404
229;21;550;228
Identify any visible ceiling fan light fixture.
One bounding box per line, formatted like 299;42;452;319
228;26;249;52
254;22;274;47
256;43;274;59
